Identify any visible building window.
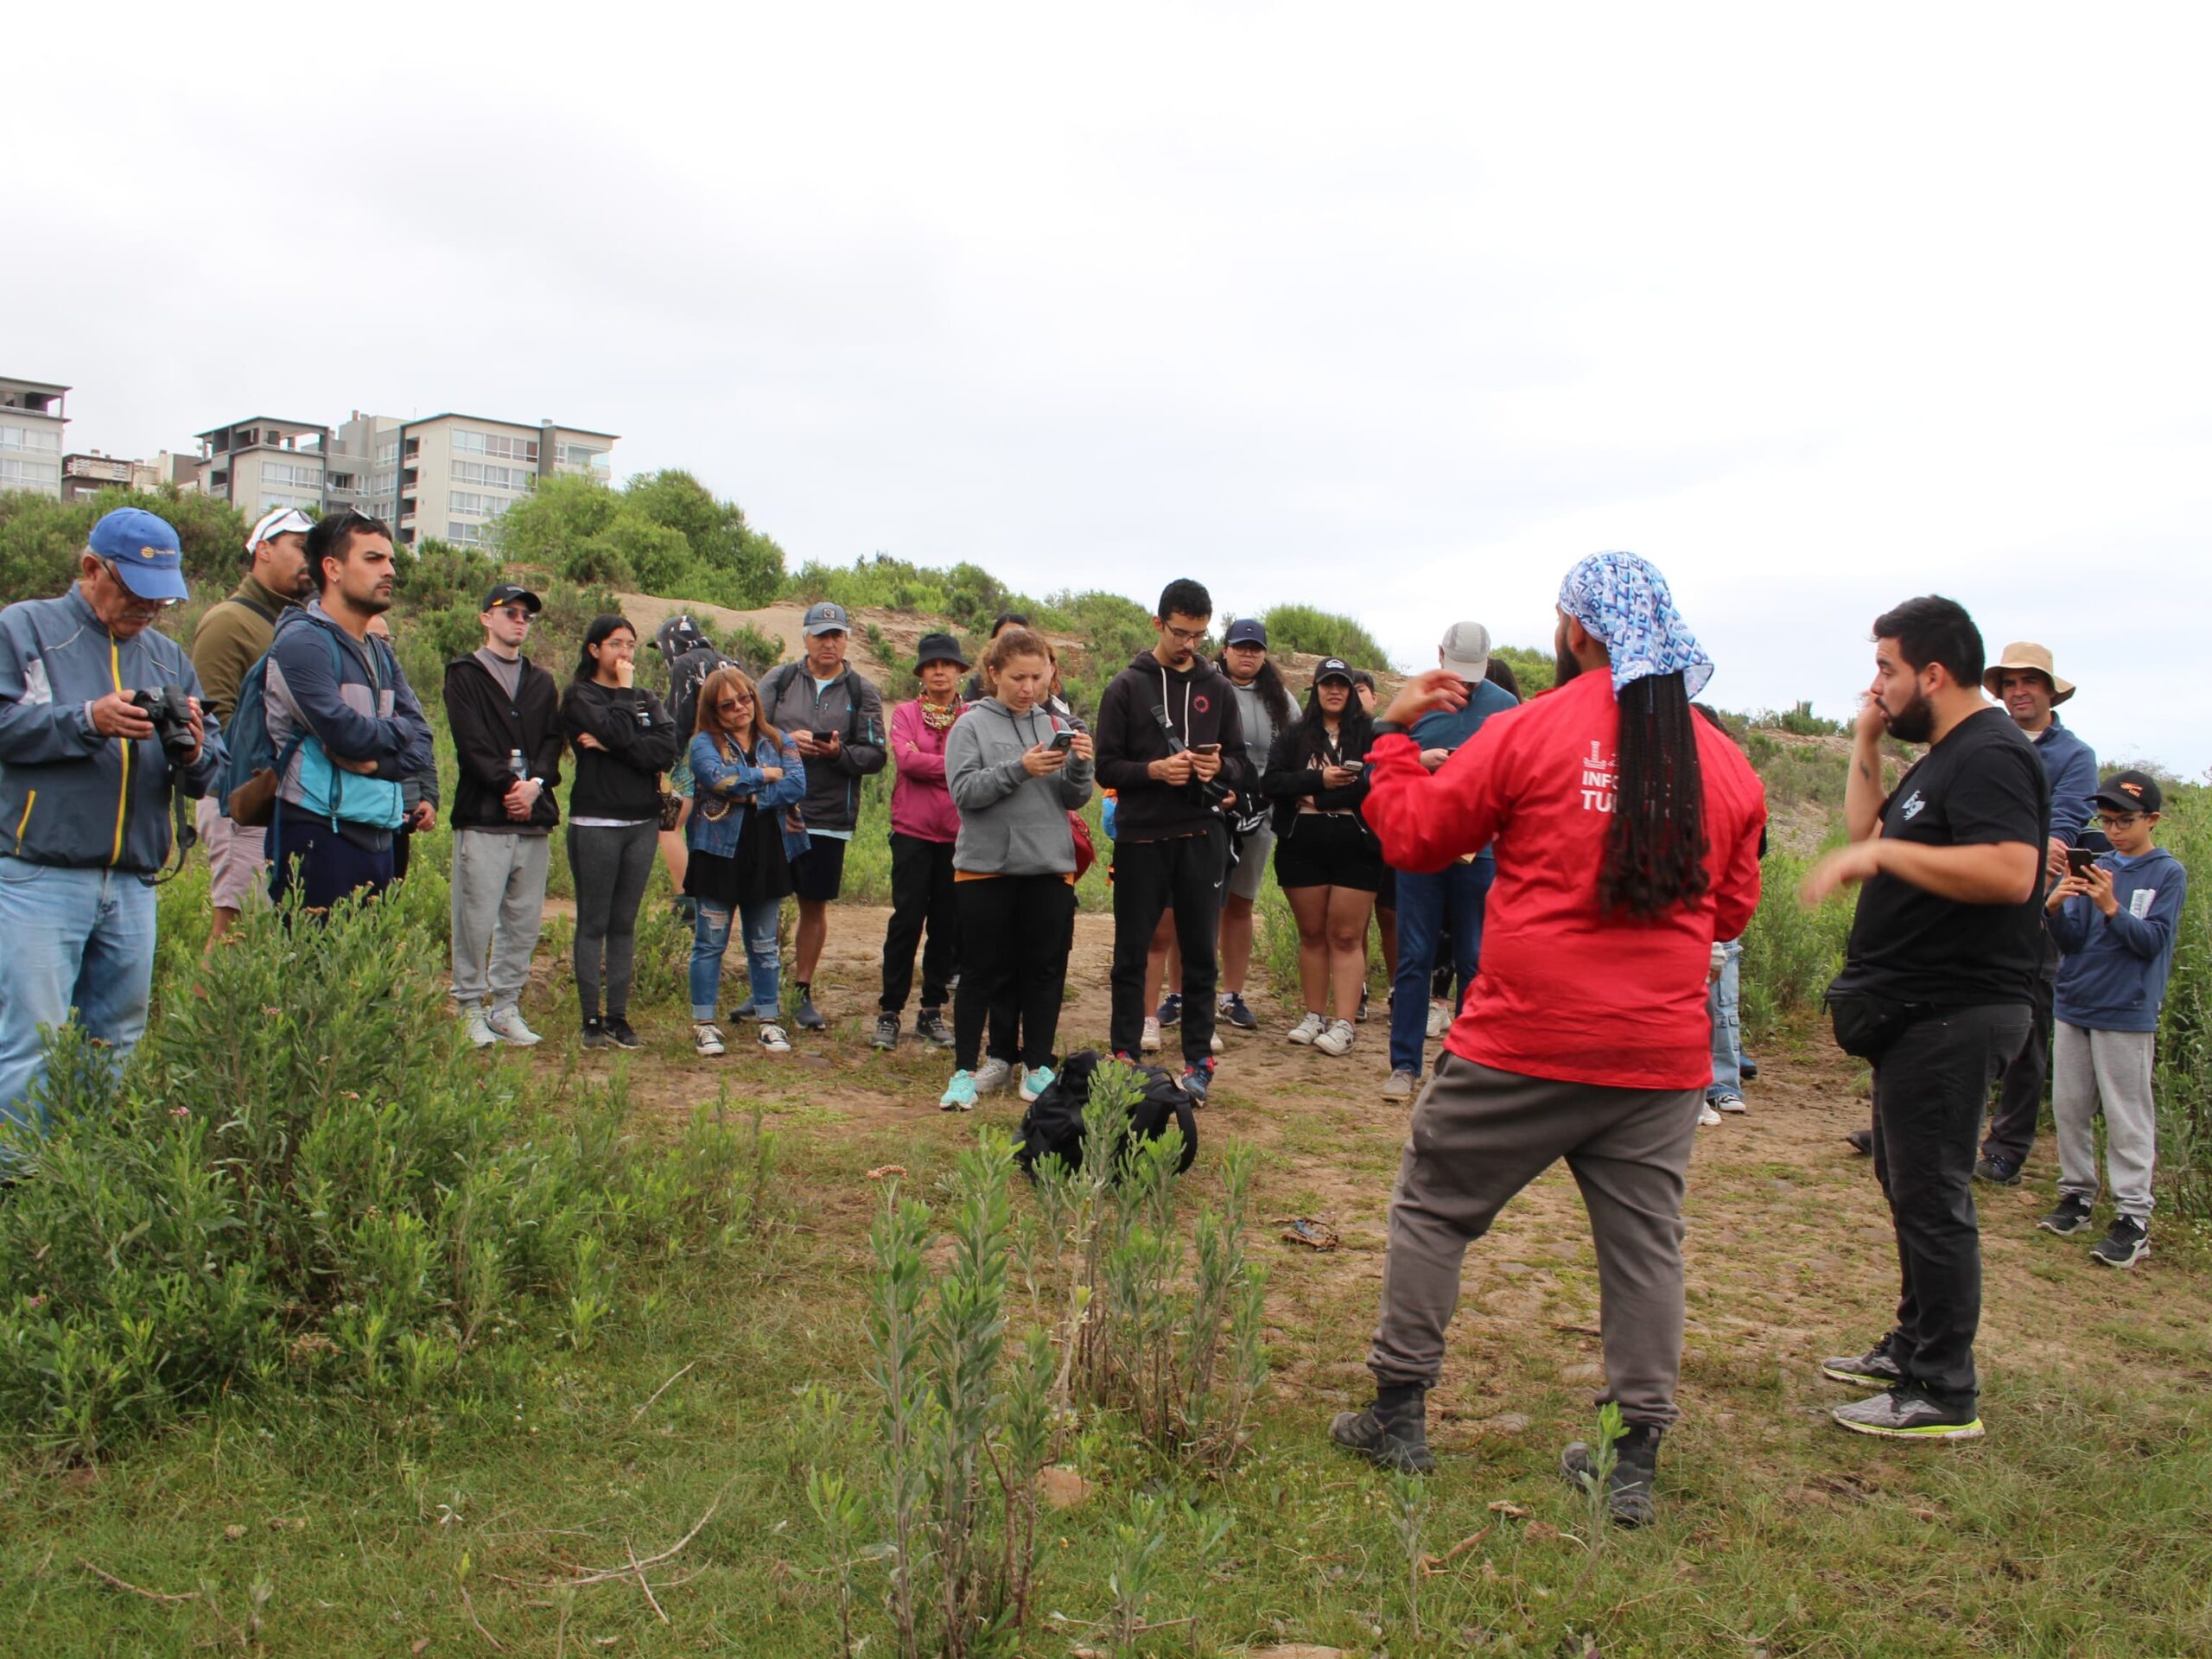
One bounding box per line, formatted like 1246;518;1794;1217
449;460;535;491
258;461;325;489
0;423;63;454
0;456;63;489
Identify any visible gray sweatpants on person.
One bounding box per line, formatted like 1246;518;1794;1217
2052;1022;2158;1221
451;829;552;1011
1368;1052;1703;1427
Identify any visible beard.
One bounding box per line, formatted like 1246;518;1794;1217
1883;689;1936;743
1554;619;1583;686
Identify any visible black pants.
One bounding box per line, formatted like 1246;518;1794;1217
880;833;958;1014
954;875;1077;1071
1870;1003;2031;1412
1109;825;1229;1065
1981;929;2059;1166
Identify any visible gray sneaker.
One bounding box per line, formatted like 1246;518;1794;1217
869;1012;899;1050
1381;1070;1418;1103
972;1056;1014;1095
1831;1385;1983;1440
1821;1332;1905;1389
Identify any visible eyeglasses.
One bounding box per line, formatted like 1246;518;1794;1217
97;559;177;609
715;695;753;711
1161;624;1208;645
2096;811;2145;829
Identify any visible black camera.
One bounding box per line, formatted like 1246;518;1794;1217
131;684;198;763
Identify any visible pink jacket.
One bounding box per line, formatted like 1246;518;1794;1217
889;698;962;842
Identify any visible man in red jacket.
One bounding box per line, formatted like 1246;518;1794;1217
1329;551;1765;1528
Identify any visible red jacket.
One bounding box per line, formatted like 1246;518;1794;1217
889;698;962;843
1363;671;1766;1090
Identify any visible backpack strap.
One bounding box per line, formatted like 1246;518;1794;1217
227;592;277;626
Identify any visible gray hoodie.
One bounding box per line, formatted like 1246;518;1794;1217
945;697;1095;876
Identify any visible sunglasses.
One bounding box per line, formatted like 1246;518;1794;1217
492;605;534;622
715;694;754;711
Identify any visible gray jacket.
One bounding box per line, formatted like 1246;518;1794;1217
945;697;1095;876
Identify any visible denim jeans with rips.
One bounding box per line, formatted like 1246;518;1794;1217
690;897;782;1020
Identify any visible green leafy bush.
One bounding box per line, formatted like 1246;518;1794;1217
1737;849;1854;1043
0;485;251;599
1256;602;1390;669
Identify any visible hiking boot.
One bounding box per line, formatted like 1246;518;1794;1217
1314;1018;1356;1057
917;1007;955;1047
1710;1092;1747;1115
1739;1054;1760;1080
870;1012;900;1051
581;1016;607;1051
1831;1385;1983;1440
1356;984;1370;1023
972;1056;1014;1095
1020;1065;1055;1104
758;1021;792;1054
1329;1385;1433;1473
2037;1193;2094;1236
1179;1057;1216;1104
1560;1421;1662;1528
1287;1012;1325;1046
463;1007;499;1049
939;1070;978;1112
1382;1069;1418;1103
1156;992;1182;1027
604;1016;642;1051
1847;1128;1873;1156
1141;1016;1163;1053
794;990;829;1032
486;1006;543;1046
2090;1215;2149;1268
1426;999;1452;1039
693;1021;727;1058
1974;1154;2023;1186
1218;992;1259;1032
1821;1332;1905;1389
1698;1102;1723;1127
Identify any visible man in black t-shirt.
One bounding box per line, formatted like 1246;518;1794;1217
1802;595;2046;1443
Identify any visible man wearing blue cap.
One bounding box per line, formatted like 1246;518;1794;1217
0;507;227;1149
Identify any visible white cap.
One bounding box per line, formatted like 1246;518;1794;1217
247;505;314;554
1438;620;1491;683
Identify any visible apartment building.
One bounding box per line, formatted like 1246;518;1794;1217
0;377;69;498
58;451;171;503
192;416;336;514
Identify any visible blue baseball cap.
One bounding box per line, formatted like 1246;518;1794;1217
1224;617;1268;648
87;508;188;602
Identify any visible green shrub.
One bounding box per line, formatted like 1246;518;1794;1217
1256;602;1389;669
0;485;251;598
2152;783;2211;1217
1737;849;1855;1043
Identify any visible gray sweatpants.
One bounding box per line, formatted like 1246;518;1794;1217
1368;1052;1702;1427
451;829;551;1011
2052;1022;2158;1221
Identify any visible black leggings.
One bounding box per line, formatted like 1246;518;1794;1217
880;832;958;1014
953;874;1077;1071
569;823;658;1019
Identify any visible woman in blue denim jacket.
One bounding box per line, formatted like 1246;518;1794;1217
683;665;807;1058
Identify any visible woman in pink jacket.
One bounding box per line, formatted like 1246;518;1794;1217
872;632;969;1050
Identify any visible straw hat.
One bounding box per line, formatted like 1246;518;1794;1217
1983;641;2075;706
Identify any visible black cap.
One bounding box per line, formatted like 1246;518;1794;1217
1313;657;1353;684
915;631;970;671
483;582;542;615
2092;769;2163;815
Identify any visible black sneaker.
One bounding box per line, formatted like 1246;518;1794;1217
869;1012;899;1050
2090;1215;2149;1268
2037;1193;2094;1236
916;1007;954;1047
1179;1056;1216;1104
1831;1384;1982;1440
604;1016;642;1051
1974;1154;2024;1185
1559;1422;1662;1528
1739;1054;1760;1080
1821;1332;1905;1389
1156;992;1182;1027
581;1016;607;1050
795;990;829;1032
1328;1386;1433;1473
1217;992;1258;1032
1847;1128;1873;1156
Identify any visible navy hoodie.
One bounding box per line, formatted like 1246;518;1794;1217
2050;846;2187;1032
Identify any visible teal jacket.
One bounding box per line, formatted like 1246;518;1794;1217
0;586;226;874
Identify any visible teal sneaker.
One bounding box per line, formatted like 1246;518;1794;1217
1020;1065;1055;1104
938;1070;979;1112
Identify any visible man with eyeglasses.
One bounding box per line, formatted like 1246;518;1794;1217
0;508;227;1153
188;505;315;944
443;584;563;1047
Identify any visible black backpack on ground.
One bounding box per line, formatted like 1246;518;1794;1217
1014;1050;1198;1180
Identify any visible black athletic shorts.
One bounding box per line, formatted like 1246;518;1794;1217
791;835;849;903
1272;813;1384;893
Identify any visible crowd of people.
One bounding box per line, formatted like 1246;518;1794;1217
0;509;2188;1525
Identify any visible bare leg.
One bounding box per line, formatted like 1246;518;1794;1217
1219;892;1255;995
1327;887;1376;1022
206;906;240;950
1287;886;1330;1016
658;798;692;892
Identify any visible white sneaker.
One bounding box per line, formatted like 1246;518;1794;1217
694;1021;727;1058
486;1005;541;1046
1141;1016;1163;1053
758;1022;791;1054
1712;1093;1748;1115
973;1056;1014;1094
1427;999;1452;1039
1698;1102;1723;1126
1287;1012;1325;1046
1314;1018;1356;1056
1211;1032;1224;1054
462;1007;498;1049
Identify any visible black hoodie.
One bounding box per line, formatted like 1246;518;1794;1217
1092;649;1253;842
443;652;564;832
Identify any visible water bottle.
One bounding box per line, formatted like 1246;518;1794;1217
509;748;527;780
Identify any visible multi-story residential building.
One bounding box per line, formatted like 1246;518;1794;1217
193;416;335;514
387;412;618;549
1;377;69;498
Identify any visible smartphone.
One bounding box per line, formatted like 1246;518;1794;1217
1191;741;1222;755
1342;760;1364;772
1047;729;1076;752
810;729;835;745
2065;847;2099;876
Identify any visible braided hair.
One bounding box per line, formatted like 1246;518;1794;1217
1598;671;1709;918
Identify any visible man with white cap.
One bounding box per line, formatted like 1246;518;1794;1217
1974;641;2098;1185
1380;620;1519;1103
1;508;226;1151
1329;552;1765;1527
188;505;315;944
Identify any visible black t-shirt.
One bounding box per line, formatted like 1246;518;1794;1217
1837;707;2049;1007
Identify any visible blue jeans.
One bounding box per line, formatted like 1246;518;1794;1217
690;897;781;1020
1707;937;1742;1100
0;860;158;1142
1389;857;1494;1076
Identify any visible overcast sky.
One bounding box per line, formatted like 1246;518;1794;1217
13;3;2207;770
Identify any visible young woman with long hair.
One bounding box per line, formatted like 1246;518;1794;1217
938;627;1095;1111
1262;658;1382;1056
683;664;807;1058
562;614;680;1050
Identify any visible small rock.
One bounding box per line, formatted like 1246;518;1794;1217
1478;1412;1531;1434
223;1523;246;1541
1036;1466;1092;1510
1497;1261;1533;1277
1560;1362;1604;1385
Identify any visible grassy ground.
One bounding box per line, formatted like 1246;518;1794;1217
10;909;2211;1658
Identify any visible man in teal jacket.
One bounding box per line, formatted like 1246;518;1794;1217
0;509;226;1148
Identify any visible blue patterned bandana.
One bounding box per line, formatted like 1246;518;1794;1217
1558;550;1713;700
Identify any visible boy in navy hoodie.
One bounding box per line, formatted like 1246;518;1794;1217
2035;771;2188;1267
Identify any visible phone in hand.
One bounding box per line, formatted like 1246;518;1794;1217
810;729;835;745
1047;729;1076;752
2065;847;2099;876
1191;741;1222;755
1341;760;1364;772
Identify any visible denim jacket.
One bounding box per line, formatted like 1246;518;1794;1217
685;731;809;862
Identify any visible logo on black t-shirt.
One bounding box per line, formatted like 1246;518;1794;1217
1901;790;1927;820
